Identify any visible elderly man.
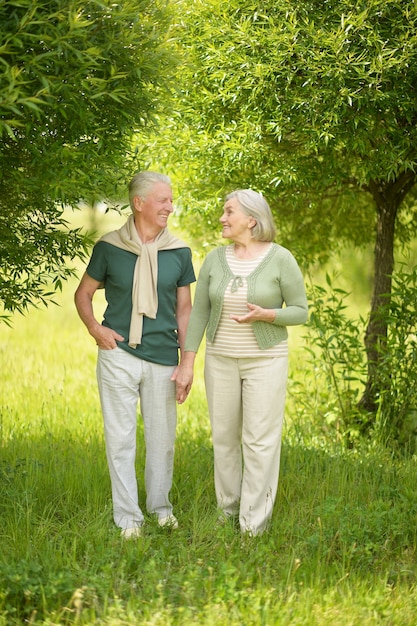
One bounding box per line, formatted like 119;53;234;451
75;171;195;538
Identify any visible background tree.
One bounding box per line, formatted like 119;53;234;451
0;0;175;317
144;0;417;414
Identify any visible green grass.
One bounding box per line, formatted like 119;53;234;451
1;212;417;624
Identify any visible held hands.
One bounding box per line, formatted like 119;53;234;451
171;352;196;404
230;302;275;324
171;364;194;404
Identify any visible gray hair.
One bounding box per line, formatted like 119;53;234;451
226;189;276;242
129;171;171;211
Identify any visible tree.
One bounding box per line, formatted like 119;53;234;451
145;0;417;414
0;0;175;317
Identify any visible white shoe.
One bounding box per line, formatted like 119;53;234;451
121;526;143;539
158;514;178;529
216;512;237;527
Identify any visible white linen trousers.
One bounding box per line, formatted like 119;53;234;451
96;346;177;530
204;353;288;536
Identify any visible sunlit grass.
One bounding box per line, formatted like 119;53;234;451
1;210;417;624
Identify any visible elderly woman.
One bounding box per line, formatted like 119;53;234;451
174;189;308;536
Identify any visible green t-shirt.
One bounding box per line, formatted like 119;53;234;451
87;241;195;365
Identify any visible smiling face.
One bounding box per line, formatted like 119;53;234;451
220;197;255;243
133;181;173;238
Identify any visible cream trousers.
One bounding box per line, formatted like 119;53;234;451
205;353;288;536
96;346;177;530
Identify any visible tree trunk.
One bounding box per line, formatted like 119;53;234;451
359;173;416;413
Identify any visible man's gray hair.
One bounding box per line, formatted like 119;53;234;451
129;171;171;211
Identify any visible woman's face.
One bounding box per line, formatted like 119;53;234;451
220;197;254;241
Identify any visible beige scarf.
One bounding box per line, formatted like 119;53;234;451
100;214;188;348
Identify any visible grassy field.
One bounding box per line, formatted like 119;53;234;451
1;210;417;624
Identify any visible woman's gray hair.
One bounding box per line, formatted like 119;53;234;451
129;171;171;211
226;189;276;242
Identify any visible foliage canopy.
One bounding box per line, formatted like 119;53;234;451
0;0;175;315
150;0;417;262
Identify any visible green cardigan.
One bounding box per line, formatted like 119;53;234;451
184;244;308;352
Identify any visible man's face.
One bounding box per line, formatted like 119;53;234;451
135;182;173;232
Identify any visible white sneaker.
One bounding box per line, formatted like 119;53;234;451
216;512;237;527
158;514;178;529
121;526;143;539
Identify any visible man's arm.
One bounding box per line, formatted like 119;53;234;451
171;284;194;404
74;272;124;349
176;284;192;353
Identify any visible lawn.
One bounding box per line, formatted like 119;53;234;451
0;210;416;625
